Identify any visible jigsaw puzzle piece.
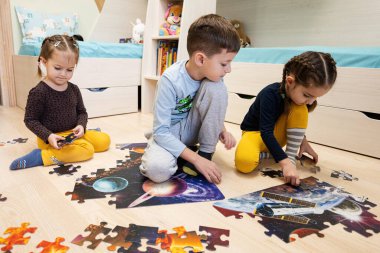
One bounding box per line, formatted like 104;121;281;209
260;168;283;178
0;222;37;251
71;221;111;249
36;237;69;253
116;243;160;253
198;226;230;251
8;137;28;144
0;194;6;202
159;226;203;253
125;224;159;246
49;164;81;176
103;225;132;251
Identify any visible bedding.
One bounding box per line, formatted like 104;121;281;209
19;41;143;58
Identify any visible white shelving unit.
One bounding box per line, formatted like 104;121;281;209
141;0;216;113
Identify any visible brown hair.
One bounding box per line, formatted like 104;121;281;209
37;34;80;77
280;51;337;112
187;14;240;57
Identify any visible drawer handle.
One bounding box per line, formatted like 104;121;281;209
87;87;108;92
362;111;380;120
237;93;256;99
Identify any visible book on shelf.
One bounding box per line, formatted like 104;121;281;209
156;40;178;76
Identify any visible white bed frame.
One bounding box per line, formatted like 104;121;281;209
224;62;380;158
12;0;146;118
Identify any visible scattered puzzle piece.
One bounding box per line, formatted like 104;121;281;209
36;237;69;253
260;168;283;178
0;222;37;251
198;226;230;251
331;170;358;181
159;226;204;253
8;137;28;144
103;225;132;251
0;194;6;202
49;164;81;176
71;221;111;249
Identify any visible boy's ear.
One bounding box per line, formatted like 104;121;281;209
194;52;206;66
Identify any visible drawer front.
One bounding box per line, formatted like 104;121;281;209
225;92;255;125
72;58;141;88
81;86;138;118
308;105;380;158
225;62;380;114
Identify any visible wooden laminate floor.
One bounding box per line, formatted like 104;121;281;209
1;106;379;252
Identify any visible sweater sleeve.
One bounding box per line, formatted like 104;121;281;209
152;75;186;157
259;91;288;162
73;85;88;129
24;88;53;142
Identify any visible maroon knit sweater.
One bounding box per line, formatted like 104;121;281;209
24;81;88;142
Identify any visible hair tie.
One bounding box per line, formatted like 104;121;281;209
54;41;61;47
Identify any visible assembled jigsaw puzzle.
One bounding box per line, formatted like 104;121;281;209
72;222;230;252
66;143;224;208
213;176;380;243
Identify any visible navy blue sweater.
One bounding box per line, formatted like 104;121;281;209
241;82;287;162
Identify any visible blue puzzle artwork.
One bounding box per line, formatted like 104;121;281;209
66;143;224;208
213;176;380;242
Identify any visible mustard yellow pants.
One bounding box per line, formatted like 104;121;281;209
37;130;111;166
235;103;308;173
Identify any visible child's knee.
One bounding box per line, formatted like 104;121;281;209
79;144;95;160
94;132;111;152
235;157;259;173
139;143;177;183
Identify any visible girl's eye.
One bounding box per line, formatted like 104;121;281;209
54;67;61;70
221;64;227;67
304;94;311;98
67;69;73;72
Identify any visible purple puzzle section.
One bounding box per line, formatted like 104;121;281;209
214;176;380;243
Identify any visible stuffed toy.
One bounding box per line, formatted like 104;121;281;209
230;19;252;47
131;18;145;44
159;3;182;36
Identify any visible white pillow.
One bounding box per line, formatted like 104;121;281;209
15;6;79;44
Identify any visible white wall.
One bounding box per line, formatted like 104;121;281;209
217;0;380;47
10;0;99;53
90;0;148;42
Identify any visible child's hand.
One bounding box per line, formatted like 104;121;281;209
280;158;300;186
219;130;236;150
298;137;318;163
48;133;65;149
73;125;85;138
194;155;222;184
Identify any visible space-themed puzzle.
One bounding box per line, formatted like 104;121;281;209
66;143;224;208
213;176;380;242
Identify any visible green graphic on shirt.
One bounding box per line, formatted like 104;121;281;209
175;95;193;114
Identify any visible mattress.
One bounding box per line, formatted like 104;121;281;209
19;41;143;58
234;46;380;68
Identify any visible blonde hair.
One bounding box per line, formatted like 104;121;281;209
37;35;79;77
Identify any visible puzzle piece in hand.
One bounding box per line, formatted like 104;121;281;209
331;170;358;181
198;226;230;251
297;155;321;174
49;164;81;176
71;221;111;249
159;226;204;253
36;237;69;253
57;133;77;147
0;194;6;202
102;225;132;251
0;222;37;251
260;168;283;178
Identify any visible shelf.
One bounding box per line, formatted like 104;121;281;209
152;35;180;40
144;75;160;81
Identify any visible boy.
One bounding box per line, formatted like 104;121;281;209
139;14;241;184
